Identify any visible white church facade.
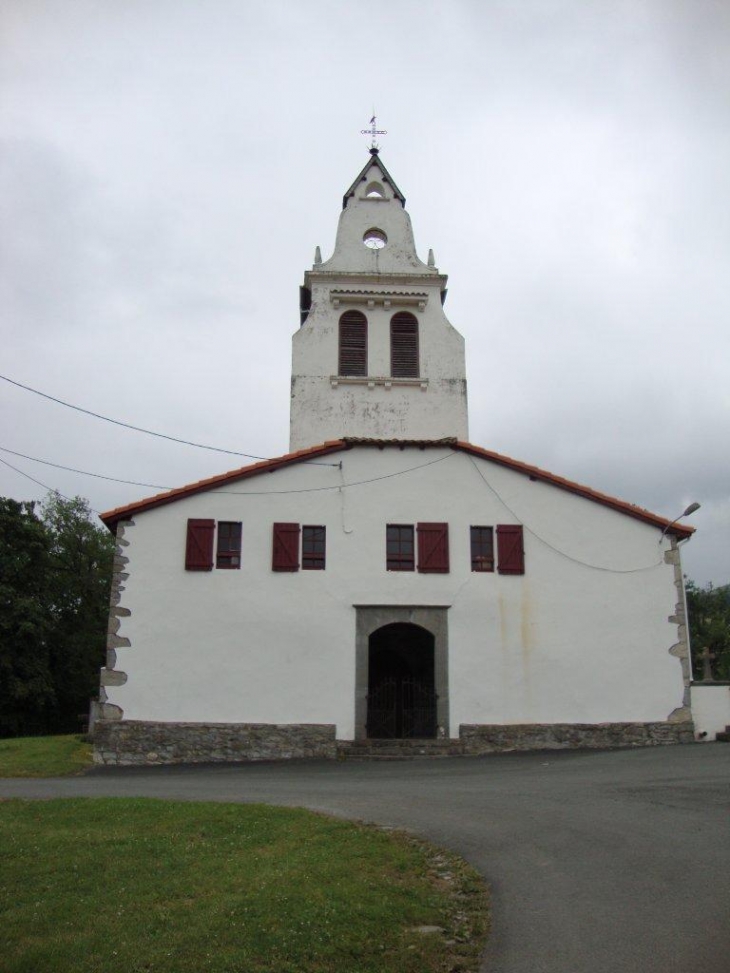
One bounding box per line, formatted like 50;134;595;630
92;149;696;765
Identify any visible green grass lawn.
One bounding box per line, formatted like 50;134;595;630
0;734;92;777
0;798;489;973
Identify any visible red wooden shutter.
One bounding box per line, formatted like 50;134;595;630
497;525;525;575
338;311;367;376
417;523;449;573
272;522;300;571
390;312;419;378
185;519;215;571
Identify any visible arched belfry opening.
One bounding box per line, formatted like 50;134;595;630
367;623;436;739
354;606;450;741
364;181;385;198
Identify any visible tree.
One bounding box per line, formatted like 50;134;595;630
686;580;730;682
0;493;115;737
41;494;116;733
0;499;55;736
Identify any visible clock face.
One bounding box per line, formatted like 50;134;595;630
363;228;387;250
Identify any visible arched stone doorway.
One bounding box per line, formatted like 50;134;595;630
367;623;436;739
354;606;450;741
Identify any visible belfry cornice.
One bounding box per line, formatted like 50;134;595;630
304;270;448;289
329;289;429;311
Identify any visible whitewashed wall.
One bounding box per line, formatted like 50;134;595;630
690;685;730;740
105;446;687;739
290;156;468;448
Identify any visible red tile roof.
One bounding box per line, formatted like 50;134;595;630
99;440;347;528
99;438;695;539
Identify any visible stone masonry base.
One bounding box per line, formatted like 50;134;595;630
459;721;695;753
92;720;337;766
93;719;695;766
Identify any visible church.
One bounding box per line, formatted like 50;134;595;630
91;146;696;765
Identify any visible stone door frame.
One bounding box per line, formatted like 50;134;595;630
354;605;450;741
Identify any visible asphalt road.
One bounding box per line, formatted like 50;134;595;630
2;744;728;973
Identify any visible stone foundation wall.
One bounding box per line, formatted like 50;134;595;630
459;721;695;754
93;720;337;766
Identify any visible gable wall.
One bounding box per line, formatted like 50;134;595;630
103;447;686;738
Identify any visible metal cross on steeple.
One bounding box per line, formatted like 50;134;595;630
361;114;387;150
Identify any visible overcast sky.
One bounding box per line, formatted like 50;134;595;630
1;0;728;585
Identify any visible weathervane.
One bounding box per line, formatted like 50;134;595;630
361;114;387;150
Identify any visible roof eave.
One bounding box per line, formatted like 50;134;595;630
99;440;350;532
100;437;694;542
451;441;695;540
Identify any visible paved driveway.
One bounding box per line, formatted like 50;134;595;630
2;744;728;973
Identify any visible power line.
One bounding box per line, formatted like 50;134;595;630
466;455;663;574
0;443;455;499
0;454;57;494
0;455;96;511
0;446;170;489
217;452;454;496
0;372;338;466
0;446;664;571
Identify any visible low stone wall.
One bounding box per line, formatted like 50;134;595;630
459;721;695;754
93;720;338;766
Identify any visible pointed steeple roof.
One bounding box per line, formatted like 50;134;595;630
342;149;406;210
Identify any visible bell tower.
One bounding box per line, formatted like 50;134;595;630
290;149;468;450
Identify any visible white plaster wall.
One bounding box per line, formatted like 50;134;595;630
290;280;468;447
293;285;462;378
106;446;687;739
690;685;730;739
320;159;436;275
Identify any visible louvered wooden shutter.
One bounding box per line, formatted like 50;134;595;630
185;519;215;571
497;525;525;575
390;312;419;378
417;522;449;573
272;522;300;571
338;311;367;376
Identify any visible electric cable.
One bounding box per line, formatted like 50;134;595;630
0;443;455;500
1;442;667;571
0;372;338;466
0;455;98;512
466;454;664;574
0;445;170;489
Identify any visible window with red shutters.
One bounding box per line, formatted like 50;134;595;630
390;312;419;378
272;522;301;571
470;526;494;572
496;525;525;575
417;522;449;573
338;310;367;376
185;519;215;571
302;525;326;570
386;524;415;571
216;521;242;569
